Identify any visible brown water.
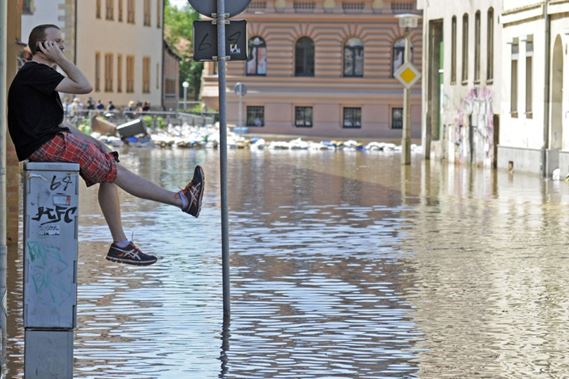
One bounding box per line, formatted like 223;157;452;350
6;148;569;378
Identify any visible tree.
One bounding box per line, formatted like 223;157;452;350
164;0;204;101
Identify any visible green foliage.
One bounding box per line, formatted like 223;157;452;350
164;0;204;101
142;115;167;129
189;103;203;113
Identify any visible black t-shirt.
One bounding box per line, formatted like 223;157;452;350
8;61;67;161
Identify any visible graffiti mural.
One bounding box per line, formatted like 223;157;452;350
445;87;495;166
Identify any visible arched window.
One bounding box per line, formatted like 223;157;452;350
487;7;494;81
247;36;267;76
295;37;315;77
392;38;413;77
344;38;364;77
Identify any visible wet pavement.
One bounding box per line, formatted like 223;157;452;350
6;148;569;378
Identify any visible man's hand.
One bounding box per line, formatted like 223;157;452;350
37;40;66;64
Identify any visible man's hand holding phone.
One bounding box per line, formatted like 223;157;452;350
37;40;66;64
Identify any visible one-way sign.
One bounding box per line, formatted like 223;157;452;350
193;20;248;61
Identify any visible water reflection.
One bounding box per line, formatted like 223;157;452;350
5;148;569;378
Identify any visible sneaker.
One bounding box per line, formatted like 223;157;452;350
106;242;157;266
179;165;205;217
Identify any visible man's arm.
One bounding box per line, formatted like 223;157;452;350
38;41;92;94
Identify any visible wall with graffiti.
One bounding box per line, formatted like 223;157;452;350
444;86;495;167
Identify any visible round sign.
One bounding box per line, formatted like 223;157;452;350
234;82;247;96
187;0;251;18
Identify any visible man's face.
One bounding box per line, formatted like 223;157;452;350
43;27;65;54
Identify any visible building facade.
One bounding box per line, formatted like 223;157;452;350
498;0;569;176
76;0;164;108
163;41;181;110
201;0;422;139
417;0;502;168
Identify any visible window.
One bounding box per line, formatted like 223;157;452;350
392;38;413;77
526;35;533;118
451;16;457;83
343;107;362;128
118;0;123;21
391;107;403;129
95;53;101;91
511;38;519;117
144;0;151;26
474;11;480;82
156;63;160;89
96;0;102;19
117;54;123;92
127;0;135;23
23;0;35;15
295;106;313;127
487;7;494;81
344;38;364;77
462;13;469;83
106;0;114;20
104;53;113;92
295;37;315;76
143;57;151;93
247;37;267;76
247;106;265;127
165;79;176;96
156;0;161;27
126;55;134;93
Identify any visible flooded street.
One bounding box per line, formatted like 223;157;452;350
6;148;569;378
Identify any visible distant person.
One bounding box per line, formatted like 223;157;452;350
86;97;95;110
62;96;71;115
125;100;137;119
7;24;205;266
142;101;150;112
107;100;116;111
68;97;80;118
95;99;105;111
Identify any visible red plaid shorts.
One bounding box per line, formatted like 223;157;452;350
29;132;118;187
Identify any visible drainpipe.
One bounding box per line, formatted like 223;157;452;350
542;1;551;178
0;0;8;362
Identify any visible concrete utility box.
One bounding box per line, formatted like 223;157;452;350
23;162;79;329
24;329;74;379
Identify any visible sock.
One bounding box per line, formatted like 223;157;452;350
115;239;130;248
178;191;188;210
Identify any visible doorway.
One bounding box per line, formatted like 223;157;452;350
551;35;563;150
428;20;444;142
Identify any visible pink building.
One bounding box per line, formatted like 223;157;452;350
201;0;422;139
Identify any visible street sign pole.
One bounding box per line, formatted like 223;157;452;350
402;34;411;165
216;0;231;321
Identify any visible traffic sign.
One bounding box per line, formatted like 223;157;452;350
394;62;421;88
193;20;248;61
187;0;251;17
234;82;247;96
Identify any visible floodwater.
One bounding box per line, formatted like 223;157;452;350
6;148;569;378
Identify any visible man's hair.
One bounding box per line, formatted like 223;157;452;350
28;24;60;55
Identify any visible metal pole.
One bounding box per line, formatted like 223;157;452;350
238;95;242;128
402;30;411;165
183;86;188;111
216;0;230;320
542;2;551;178
0;0;8;366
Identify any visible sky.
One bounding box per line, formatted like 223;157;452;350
170;0;189;8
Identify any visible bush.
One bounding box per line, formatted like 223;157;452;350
142;115;167;129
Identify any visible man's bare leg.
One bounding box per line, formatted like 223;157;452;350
99;182;128;242
113;164;183;207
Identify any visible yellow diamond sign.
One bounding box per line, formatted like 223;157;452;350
394;62;421;89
